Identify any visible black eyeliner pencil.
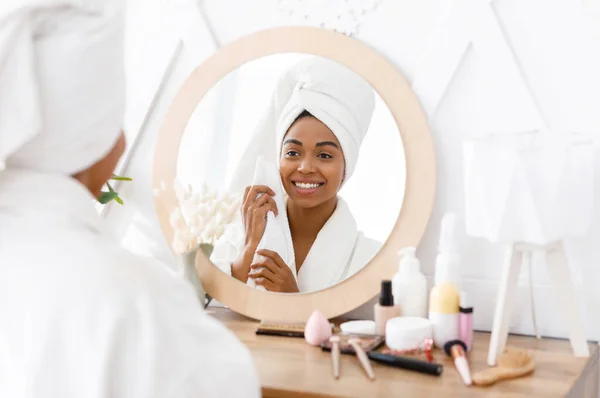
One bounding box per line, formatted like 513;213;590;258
367;352;443;376
255;329;304;338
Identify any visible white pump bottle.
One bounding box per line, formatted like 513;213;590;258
392;247;428;318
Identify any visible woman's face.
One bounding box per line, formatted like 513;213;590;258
279;116;345;209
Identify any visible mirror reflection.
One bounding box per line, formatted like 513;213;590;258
175;54;405;294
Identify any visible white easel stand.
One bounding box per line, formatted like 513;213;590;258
487;241;590;366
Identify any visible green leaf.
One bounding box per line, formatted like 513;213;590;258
107;182;115;192
98;191;119;204
111;175;132;181
114;196;124;205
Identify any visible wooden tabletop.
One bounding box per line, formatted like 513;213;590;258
209;308;599;398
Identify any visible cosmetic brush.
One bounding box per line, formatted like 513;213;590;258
443;340;472;386
348;338;375;380
329;336;340;379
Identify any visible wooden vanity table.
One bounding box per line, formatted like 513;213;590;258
210;308;599;398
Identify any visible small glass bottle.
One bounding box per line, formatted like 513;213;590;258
374;280;400;335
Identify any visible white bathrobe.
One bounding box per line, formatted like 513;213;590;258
294;198;381;292
0;170;260;398
0;2;259;396
213;197;381;293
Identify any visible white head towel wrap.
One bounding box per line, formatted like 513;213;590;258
228;56;375;193
0;0;125;175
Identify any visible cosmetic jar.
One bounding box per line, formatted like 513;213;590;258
385;317;432;351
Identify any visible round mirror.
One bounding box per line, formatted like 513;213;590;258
177;52;404;293
154;27;435;321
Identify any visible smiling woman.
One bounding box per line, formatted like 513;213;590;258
275;111;363;282
189;55;393;294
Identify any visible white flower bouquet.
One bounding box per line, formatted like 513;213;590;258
168;180;241;255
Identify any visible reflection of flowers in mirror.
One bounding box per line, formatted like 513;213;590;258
168;180;241;254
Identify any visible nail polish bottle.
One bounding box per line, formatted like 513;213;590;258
374;280;400;335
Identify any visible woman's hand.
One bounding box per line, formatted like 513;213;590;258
241;185;278;249
230;186;278;283
248;249;299;293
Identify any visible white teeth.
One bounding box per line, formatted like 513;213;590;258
294;182;321;189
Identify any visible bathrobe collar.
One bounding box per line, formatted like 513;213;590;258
0;169;107;235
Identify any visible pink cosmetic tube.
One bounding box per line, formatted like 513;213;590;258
459;292;473;351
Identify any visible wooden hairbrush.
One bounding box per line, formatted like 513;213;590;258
472;348;535;387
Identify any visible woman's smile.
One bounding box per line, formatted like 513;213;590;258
291;178;325;195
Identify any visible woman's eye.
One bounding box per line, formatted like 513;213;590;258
286;150;300;157
318;153;333;159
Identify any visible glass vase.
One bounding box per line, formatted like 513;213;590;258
179;243;214;308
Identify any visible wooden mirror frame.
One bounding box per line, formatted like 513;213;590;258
154;27;435;322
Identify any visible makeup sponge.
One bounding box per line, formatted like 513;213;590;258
304;311;332;346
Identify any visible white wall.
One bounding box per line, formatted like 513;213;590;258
106;0;600;341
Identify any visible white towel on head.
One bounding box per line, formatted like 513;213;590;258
0;0;125;175
246;156;295;290
227;56;375;194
